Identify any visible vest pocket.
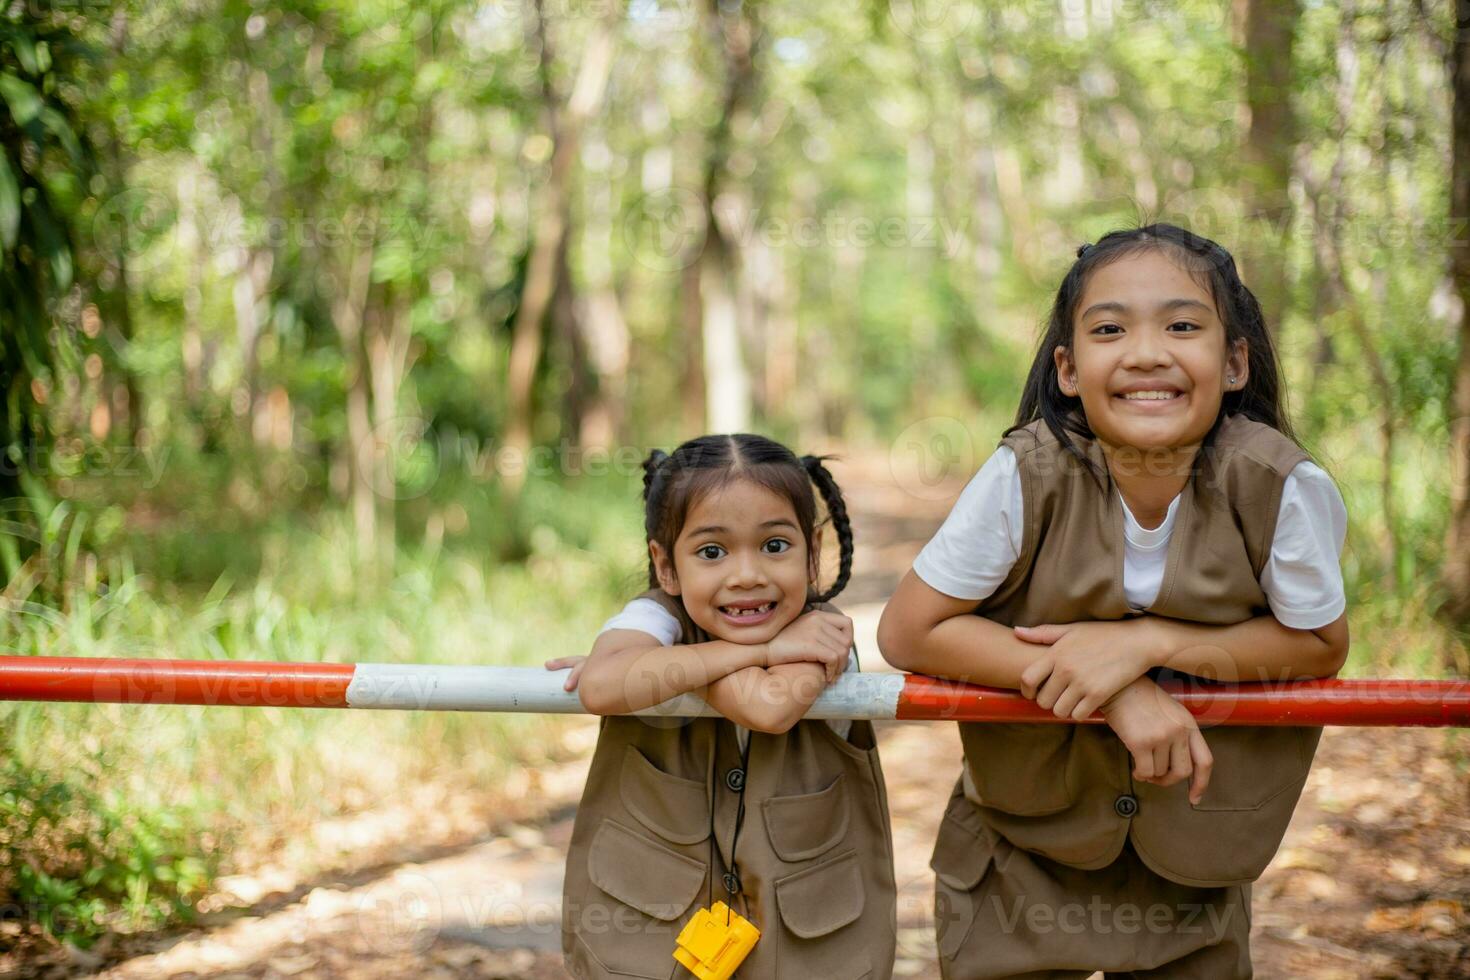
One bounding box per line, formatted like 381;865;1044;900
773;849;872;977
580;819;706;979
929;791;997;962
761;773;849;862
1187;726;1316;811
619;745;711;844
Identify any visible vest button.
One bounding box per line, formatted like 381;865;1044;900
1114;794;1139;818
725;767;746;792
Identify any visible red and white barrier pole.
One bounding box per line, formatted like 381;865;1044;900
1;655;1467;726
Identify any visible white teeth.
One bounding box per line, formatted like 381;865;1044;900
1120;390;1180;400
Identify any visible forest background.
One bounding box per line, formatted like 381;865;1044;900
2;0;1469;952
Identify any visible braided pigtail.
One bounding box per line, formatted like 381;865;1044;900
641;449;670;588
802;455;853;604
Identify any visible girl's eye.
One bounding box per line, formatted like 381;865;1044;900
762;538;792;554
1168;321;1200;332
696;544;726;561
1091;323;1122;335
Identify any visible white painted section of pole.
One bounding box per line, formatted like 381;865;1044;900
346;665;903;719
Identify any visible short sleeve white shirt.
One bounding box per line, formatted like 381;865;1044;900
911;446;1347;630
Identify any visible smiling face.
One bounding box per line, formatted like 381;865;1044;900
649;477;816;645
1054;248;1249;454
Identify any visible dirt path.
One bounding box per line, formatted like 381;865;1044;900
54;725;1468;980
12;450;1470;978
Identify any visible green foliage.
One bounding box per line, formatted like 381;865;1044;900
0;751;215;946
0;7;96;588
0;468;643;943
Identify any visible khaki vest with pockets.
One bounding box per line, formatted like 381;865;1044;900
563;589;897;979
934;413;1325;891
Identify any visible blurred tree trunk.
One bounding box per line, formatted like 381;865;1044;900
751;239;794;420
97;151;141;445
1046;86;1085;207
331;227;378;567
367;288;414;568
239;66;282;447
504;0;617;486
553;231;593;443
993;145;1039;277
680;258;706;432
1310;0;1400;582
963;95;1003;316
177;167;207;417
579;285;629;450
234;244;273;438
1443;9;1470;627
700;229;748;432
579;169;629;450
100;9;142;445
1240;0;1299;333
691;0;757;434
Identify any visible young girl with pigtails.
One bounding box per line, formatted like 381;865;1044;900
546;434;896;980
879;224;1350;978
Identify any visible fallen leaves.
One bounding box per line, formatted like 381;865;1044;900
1362;899;1465;937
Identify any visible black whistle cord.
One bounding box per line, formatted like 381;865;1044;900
724;732;753;924
706;724;754;927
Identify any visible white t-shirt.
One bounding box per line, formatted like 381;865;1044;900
912;446;1347;630
599;599;858;744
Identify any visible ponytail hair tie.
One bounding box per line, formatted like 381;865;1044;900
1076;242;1094;258
641;449;670;504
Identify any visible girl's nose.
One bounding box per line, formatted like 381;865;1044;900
1121;327;1171;369
728;553;768;587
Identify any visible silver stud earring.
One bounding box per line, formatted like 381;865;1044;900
1228;376;1237;385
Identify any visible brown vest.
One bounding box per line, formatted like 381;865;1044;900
562;590;897;979
947;413;1323;888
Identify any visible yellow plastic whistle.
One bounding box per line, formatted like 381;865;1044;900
673;901;760;980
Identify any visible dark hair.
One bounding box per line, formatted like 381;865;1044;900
640;434;853;604
1010;223;1296;467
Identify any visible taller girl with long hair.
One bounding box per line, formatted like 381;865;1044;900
879;224;1349;977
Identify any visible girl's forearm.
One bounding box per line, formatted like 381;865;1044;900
578;639;767;715
1139;613;1349;682
702;662;830;734
889;613;1053;690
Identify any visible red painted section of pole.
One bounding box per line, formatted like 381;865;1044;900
894;675;1470;727
0;656;355;708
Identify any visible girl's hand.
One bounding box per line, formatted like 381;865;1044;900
1098;677;1212;805
1015;621;1155;720
764;611;854;684
545;655;589;692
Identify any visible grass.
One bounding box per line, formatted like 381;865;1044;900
0;469;648;948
